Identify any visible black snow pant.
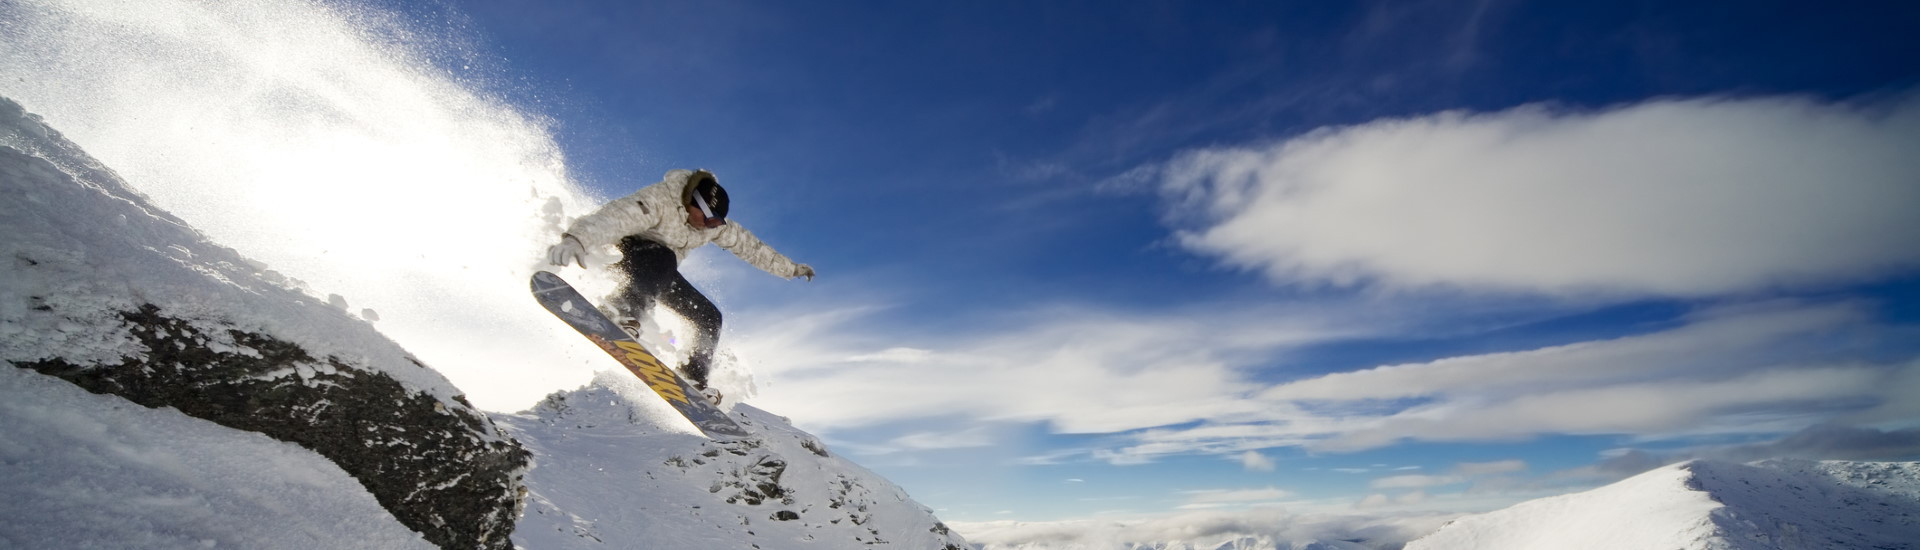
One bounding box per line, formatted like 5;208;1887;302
615;236;720;388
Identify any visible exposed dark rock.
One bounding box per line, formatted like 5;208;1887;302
16;304;531;550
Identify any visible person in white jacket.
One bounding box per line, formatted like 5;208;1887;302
546;169;814;390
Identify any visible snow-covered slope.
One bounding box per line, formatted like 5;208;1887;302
499;372;969;549
0;366;436;550
1405;459;1920;550
1;95;530;548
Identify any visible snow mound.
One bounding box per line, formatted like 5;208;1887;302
0;366;435;550
497;373;970;550
1406;459;1920;550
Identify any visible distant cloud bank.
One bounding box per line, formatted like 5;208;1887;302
1158;92;1920;296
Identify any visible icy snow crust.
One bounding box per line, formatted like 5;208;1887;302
0;366;436;550
1406;459;1920;550
499;372;969;550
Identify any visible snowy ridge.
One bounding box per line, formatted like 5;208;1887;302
498;371;969;549
1405;459;1920;550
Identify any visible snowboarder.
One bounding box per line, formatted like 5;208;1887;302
545;169;814;390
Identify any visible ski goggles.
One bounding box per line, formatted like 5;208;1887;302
691;191;725;226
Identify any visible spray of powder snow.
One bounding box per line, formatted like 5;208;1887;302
0;0;716;411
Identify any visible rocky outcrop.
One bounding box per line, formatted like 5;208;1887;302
1;96;530;550
15;305;529;550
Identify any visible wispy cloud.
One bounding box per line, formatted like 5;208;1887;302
1261;301;1872;403
1157;93;1920;297
889;427;997;452
733;292;1915;463
1180;487;1294;509
1370;460;1528;490
951;508;1454;550
1454;460;1528;476
1121;300;1917;457
1372;475;1462;490
734;298;1385;435
1571;423;1920;480
1236;451;1276;472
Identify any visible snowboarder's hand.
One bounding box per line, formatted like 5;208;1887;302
794;264;815;281
547;235;586;268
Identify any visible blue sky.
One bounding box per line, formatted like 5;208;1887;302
406;0;1920;523
5;0;1917;535
418;0;1920;523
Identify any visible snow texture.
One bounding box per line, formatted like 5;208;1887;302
0;366;436;550
1406;459;1920;550
1;94;534;548
498;371;969;549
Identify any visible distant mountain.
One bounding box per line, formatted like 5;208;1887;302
1406;459;1920;550
0;95;967;550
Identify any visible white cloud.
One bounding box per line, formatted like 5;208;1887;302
848;347;937;363
1357;491;1431;509
1454;460;1527;476
735;301;1376;435
951;508;1455;550
1262;301;1865;402
1237;451;1276;472
729;263;1912;465
888;427;996;451
1085;300;1915;457
1158;93;1920;296
1182;487;1294;506
1371;475;1464;490
1317;363;1891;452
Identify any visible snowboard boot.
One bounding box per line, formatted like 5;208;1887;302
682;354;724;405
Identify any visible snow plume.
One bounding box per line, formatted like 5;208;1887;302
0;0;629;411
1157;92;1920;297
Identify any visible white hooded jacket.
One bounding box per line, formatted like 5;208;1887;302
563;169;808;278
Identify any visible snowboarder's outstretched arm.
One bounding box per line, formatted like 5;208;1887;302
714;223;815;280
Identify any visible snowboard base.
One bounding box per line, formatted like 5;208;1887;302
531;271;748;438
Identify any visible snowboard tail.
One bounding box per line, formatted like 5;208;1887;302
531;271;749;438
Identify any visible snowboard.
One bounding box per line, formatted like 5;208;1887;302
531;270;750;438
